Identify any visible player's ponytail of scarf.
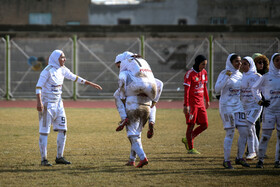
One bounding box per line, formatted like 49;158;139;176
193;55;207;72
269;53;280;77
48;50;63;69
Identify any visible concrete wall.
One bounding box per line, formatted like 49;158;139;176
89;0;197;25
0;0;90;25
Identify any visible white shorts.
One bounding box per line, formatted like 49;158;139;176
220;112;246;129
262;109;280;131
39;99;67;134
245;107;262;124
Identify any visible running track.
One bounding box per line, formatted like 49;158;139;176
0;100;219;109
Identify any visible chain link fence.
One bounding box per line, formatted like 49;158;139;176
1;35;279;100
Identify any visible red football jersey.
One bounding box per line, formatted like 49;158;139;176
183;68;209;107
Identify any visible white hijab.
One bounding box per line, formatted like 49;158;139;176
243;56;257;75
226;53;239;73
48;50;63;69
269;53;280;77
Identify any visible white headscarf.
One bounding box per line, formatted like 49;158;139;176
226;53;239;73
269;53;280;77
114;51;134;63
48;50;63;69
243;56;257;75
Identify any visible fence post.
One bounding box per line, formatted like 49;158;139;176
5;35;10;100
140;35;145;58
72;35;77;101
208;35;213;101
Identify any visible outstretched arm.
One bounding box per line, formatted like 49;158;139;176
85;81;102;90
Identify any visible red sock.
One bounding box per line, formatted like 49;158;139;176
192;123;208;139
186;124;195;149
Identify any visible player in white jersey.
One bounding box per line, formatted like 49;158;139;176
252;53;280;169
215;53;250;169
114;51;163;138
36;50;102;166
240;56;262;160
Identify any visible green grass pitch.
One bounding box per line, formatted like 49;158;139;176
0;108;279;186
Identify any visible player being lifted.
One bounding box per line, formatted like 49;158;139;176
113;51;163;168
114;51;163;139
36;50;102;166
252;53;280;169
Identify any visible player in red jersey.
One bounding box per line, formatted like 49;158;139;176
182;55;210;154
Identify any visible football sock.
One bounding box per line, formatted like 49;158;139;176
130;136;146;160
246;121;255;154
186;124;195;149
276;130;280;162
253;125;259;154
224;129;235;161
114;93;127;120
237;126;248;159
128;137;137;161
149;106;156;123
258;129;272;161
39;134;48;161
192;122;208;139
57;131;66;158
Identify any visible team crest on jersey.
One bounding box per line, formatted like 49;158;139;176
195;77;199;81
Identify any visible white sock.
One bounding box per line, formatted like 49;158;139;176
246;121;255;154
114;91;127;120
128;137;137;162
252;126;259;155
130;136;146;160
275;130;280;162
237;126;248;159
39;134;48;161
57;131;66;158
259;129;273;162
149;106;156;123
224;129;235;161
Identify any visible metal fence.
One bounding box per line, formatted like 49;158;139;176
1;35;279;100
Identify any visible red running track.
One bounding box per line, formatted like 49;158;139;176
0;99;219;109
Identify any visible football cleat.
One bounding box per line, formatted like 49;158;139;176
246;152;257;160
223;160;234;169
181;137;189;150
147;122;154;139
116;118;129;132
188;148;200;154
136;157;148;168
125;161;135;166
256;160;264;168
235;157;250;167
274;161;280;168
41;159;52;166
55;157;71;165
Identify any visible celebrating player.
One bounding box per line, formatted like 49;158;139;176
181;55;210;154
252;53;280;168
240;56;262;160
215;53;250;169
36;49;102;166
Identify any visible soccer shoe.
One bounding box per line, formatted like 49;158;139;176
55;157;71;165
223;160;234;169
136;157;148;168
181;137;189;150
125;161;135;166
246;152;257;160
256;160;264;168
235;157;250;167
41;159;52;166
147;122;154;139
116;118;129;132
274;161;280;168
188;148;200;154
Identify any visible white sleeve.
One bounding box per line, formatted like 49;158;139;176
214;70;229;94
63;67;86;84
36;69;49;94
251;76;264;103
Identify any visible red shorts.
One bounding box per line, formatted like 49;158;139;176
185;106;208;125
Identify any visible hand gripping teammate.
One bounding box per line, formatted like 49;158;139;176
114;51;163;139
252;53;280;169
36;50;102;166
181;55;210;155
240;57;262;160
215;53;250;169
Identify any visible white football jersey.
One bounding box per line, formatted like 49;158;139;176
36;65;81;102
